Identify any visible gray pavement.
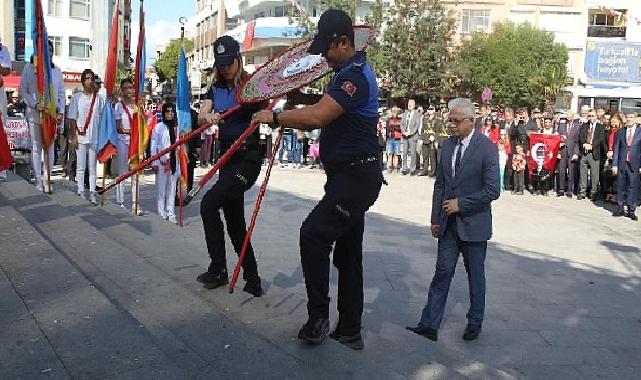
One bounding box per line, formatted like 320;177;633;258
1;165;640;379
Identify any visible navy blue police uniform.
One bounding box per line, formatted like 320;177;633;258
300;51;384;335
199;82;264;290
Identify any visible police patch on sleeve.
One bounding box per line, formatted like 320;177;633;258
341;81;357;97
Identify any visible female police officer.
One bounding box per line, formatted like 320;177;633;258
253;9;383;350
196;36;264;297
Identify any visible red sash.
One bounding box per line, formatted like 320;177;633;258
77;93;97;136
120;101;134;134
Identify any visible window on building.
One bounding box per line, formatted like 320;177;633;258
70;0;90;19
461;9;490;33
69;37;90;59
49;36;63;57
274;5;291;17
48;0;63;16
588;9;626;38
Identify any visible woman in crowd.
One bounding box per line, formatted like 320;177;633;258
604;113;624;203
150;102;179;223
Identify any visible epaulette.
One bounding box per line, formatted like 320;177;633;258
349;62;364;72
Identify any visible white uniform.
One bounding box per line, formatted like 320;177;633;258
113;101;139;207
150;122;178;220
18;62;65;191
68;91;103;196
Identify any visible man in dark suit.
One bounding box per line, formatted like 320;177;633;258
612;112;641;220
502;108;518;190
556;111;581;197
578;109;607;201
406;98;500;342
400;99;422;175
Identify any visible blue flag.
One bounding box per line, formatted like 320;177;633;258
176;46;192;134
96;101;119;163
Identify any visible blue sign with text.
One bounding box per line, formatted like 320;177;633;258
585;41;641;83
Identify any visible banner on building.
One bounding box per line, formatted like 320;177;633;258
585;41;641;82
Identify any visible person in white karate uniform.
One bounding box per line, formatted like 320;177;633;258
68;69;103;205
114;78;145;215
18;41;65;192
151;102;179;223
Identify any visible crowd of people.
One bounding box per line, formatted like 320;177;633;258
371;101;641;220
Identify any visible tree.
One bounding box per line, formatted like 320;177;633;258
452;22;569;109
153;38;194;82
368;0;457;99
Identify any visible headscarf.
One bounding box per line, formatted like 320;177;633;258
162;102;177;174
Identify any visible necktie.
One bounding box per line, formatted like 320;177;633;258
455;140;463;176
587;124;594;144
627;128;634;162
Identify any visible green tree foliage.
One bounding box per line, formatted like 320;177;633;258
153;38;194;82
452;22;569;109
368;0;456;98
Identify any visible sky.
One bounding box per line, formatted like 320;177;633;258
129;0;196;67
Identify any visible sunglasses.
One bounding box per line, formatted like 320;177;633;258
446;117;473;125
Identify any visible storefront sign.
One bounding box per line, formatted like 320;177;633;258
585;41;641;82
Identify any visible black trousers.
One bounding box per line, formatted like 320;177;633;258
421;144;437;176
200;156;261;282
299;161;383;334
504;154;514;190
514;170;525;192
558;154;578;194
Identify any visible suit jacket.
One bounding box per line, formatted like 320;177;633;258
400;110;421;138
431;132;500;242
578;122;607;160
556;120;581;159
509;121;528;150
613;126;641;171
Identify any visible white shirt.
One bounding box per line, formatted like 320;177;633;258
18;63;65;123
68;91;104;146
114;101;134;144
150;122;171;167
452;129;475;177
627;126;637;144
0;44;10;70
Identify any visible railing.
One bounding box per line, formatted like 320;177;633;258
587;25;626;38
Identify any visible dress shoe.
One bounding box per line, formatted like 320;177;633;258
405;325;438;341
556;192;565;197
628;212;638;221
243;278;263;297
410;171;417;176
565;192;573;198
417;172;427;176
612;209;624;217
401;170;408;176
577;195;585;200
462;324;482;341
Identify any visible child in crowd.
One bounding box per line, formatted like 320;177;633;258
512;144;526;195
497;136;509;193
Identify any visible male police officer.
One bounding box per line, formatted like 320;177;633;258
253;9;383;350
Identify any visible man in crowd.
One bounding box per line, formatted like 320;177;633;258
400;99;421;176
474;105;488;133
556;111;580;197
612;112;641;220
406;97;499;342
419;106;440;177
502;108;518;191
578;109;606;201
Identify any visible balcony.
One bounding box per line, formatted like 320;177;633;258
587;25;626;38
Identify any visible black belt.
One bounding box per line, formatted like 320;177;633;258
326;155;378;172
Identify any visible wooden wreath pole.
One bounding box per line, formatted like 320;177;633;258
229;127;284;294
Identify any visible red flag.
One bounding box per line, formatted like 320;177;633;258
528;133;561;173
134;1;146;103
103;0;120;98
33;0;57;149
178;144;189;189
0;113;13;171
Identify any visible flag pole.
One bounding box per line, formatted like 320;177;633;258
134;171;140;215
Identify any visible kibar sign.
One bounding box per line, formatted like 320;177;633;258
62;71;82;83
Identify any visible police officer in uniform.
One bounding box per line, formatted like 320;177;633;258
254;9;384;350
196;36;265;297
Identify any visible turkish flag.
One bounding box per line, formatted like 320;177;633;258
0;113;13;171
528;133;561;173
